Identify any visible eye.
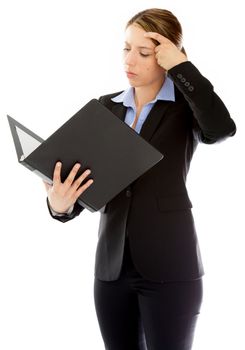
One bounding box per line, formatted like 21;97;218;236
123;48;150;57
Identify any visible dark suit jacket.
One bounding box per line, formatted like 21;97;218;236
48;61;236;282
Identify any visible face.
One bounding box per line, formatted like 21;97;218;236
123;24;165;88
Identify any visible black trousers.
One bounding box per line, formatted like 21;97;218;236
94;237;203;350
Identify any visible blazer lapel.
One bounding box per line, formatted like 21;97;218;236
110;100;173;143
139;100;172;142
110;103;127;122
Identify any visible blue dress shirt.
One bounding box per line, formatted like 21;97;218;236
111;76;175;134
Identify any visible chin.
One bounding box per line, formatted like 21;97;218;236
128;80;145;88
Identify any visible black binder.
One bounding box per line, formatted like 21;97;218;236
7;99;163;212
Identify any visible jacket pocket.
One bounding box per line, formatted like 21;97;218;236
156;194;192;212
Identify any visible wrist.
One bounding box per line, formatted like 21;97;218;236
47;198;74;215
167;56;188;70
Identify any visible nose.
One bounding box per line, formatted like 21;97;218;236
124;50;137;66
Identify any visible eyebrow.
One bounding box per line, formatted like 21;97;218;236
124;41;154;50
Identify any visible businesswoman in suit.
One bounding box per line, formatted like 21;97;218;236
44;8;236;350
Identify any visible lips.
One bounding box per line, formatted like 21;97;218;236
126;71;137;76
126;72;137;79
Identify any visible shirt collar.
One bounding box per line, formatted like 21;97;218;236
111;76;175;108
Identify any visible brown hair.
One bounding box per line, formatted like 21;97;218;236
126;8;186;56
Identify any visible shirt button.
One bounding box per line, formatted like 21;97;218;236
188;85;194;92
177;73;182;79
126;190;132;197
184;81;190;87
181;77;186;83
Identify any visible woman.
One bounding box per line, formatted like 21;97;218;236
44;8;236;350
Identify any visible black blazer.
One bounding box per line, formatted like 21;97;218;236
48;61;236;282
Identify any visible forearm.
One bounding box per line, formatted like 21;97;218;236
168;61;236;143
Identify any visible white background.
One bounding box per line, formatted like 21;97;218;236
0;0;244;349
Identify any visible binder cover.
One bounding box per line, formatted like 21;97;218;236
7;99;163;212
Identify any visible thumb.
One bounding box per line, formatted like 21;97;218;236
43;180;52;192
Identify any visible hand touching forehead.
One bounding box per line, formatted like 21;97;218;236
125;24;156;51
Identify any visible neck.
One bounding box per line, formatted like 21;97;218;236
133;77;165;108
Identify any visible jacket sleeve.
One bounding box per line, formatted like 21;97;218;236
167;61;236;144
46;197;85;223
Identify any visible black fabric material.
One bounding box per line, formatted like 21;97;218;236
48;61;236;282
94;237;203;350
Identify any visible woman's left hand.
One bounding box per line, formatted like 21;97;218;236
144;32;188;70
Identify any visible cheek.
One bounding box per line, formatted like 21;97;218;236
144;57;159;72
142;65;165;82
152;60;165;74
144;63;160;74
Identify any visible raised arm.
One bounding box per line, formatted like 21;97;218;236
144;31;236;144
167;61;236;143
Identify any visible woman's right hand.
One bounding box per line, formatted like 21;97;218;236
43;162;93;214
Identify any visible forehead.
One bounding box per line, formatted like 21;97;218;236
124;24;155;49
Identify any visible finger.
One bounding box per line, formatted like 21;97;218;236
75;178;94;200
69;168;92;192
144;32;168;44
154;45;162;53
53;162;62;189
63;163;82;188
156;51;162;61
